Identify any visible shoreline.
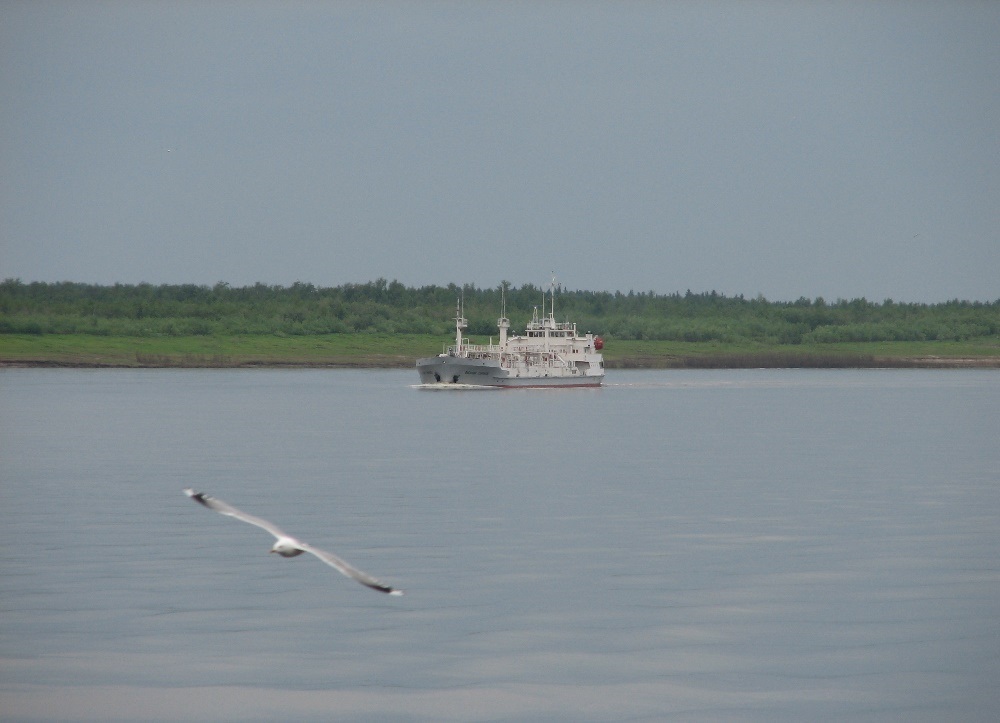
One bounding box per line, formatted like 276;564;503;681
3;356;998;370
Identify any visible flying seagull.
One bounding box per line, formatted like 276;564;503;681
184;488;403;595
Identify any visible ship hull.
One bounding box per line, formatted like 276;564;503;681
415;355;603;388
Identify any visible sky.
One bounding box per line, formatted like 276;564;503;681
1;1;998;303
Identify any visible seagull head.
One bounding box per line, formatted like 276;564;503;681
270;538;305;558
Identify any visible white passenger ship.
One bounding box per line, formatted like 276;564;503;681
416;290;604;388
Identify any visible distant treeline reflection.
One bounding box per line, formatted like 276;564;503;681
2;279;998;344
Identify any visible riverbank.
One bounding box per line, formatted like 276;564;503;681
2;334;998;369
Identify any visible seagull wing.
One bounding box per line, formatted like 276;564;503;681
299;541;404;596
184;488;291;541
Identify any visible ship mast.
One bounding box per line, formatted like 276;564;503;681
497;282;509;348
549;272;556;321
544;273;556;352
454;295;467;352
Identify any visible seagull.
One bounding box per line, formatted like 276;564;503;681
184;488;403;595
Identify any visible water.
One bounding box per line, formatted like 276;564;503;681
1;368;998;722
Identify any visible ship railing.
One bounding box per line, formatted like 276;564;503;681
525;319;577;332
506;341;585;355
498;350;574;369
448;343;504;357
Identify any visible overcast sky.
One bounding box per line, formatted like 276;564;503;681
2;1;997;302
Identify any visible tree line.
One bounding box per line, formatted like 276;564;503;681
1;278;998;344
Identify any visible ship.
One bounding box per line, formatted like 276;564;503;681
415;287;604;388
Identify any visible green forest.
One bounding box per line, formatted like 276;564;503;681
2;278;998;345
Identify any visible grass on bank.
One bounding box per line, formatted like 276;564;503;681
600;339;1000;368
0;333;445;367
1;333;999;368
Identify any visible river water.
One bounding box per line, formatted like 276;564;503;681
1;368;998;721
